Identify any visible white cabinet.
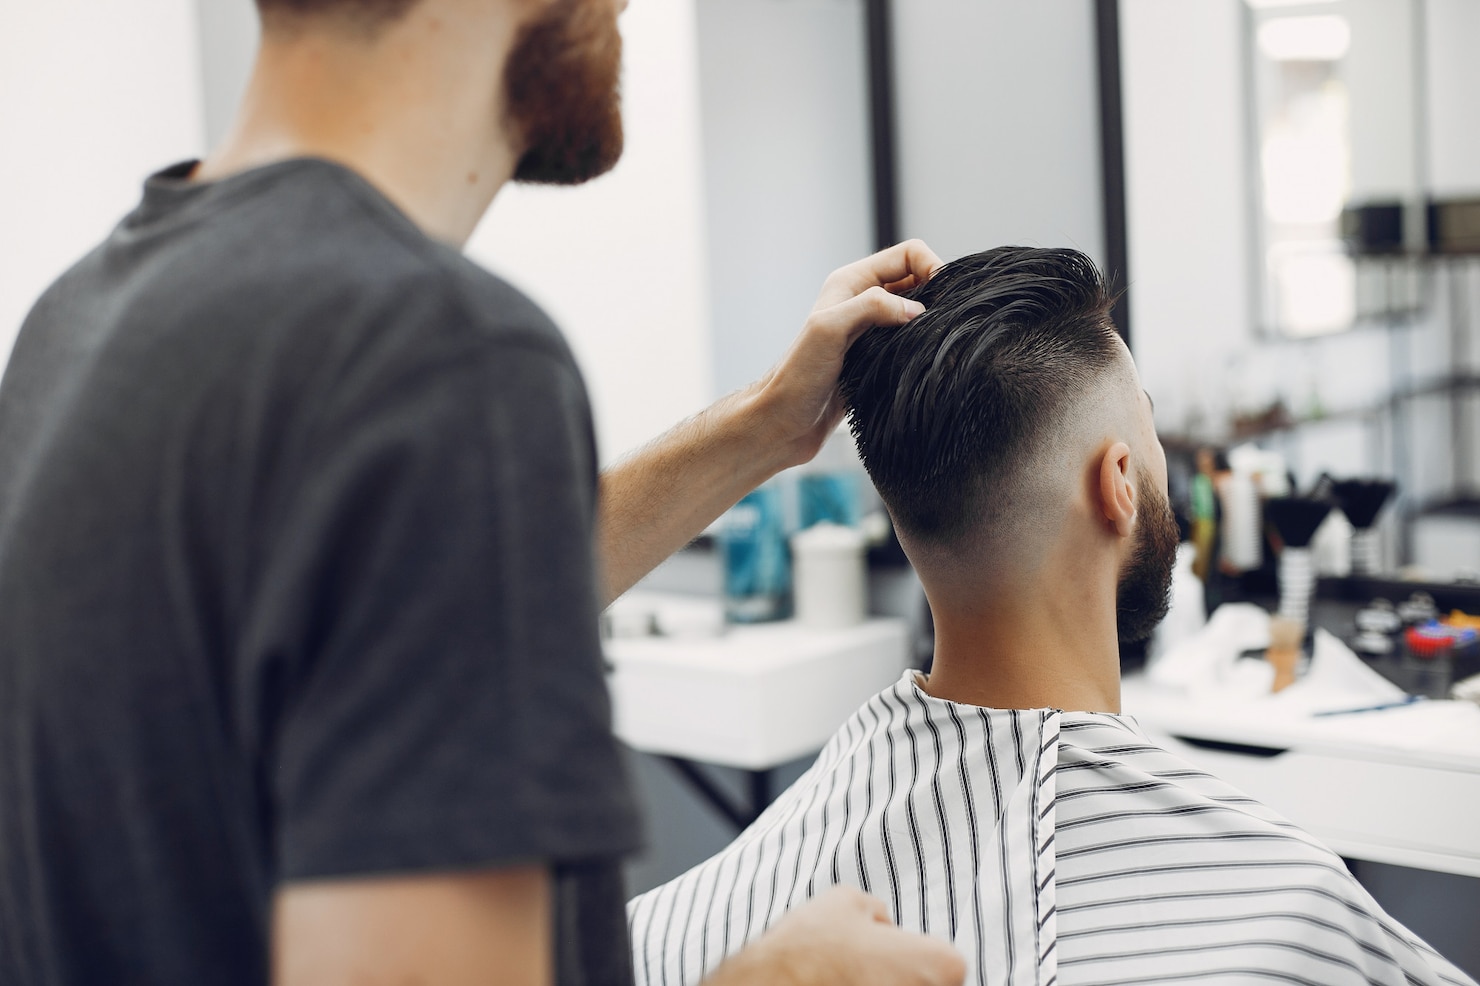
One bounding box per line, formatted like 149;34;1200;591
1123;672;1480;877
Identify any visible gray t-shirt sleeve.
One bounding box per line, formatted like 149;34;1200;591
250;336;641;881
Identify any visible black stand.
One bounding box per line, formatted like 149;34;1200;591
659;756;774;831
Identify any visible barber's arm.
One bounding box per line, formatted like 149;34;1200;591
272;866;552;986
273;874;964;986
596;239;940;605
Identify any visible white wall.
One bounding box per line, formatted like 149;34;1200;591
1424;0;1480;198
1343;0;1420;203
892;0;1105;268
0;1;205;366
1122;0;1421;483
194;0;259;150
1121;0;1256;438
466;0;713;464
697;0;874;397
1121;0;1476;511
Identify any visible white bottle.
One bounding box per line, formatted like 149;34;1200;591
1149;542;1207;663
790;522;867;629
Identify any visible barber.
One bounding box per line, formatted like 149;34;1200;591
0;0;965;985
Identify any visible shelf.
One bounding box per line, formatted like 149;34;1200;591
1389;374;1480;404
1316;574;1480;611
1232;403;1381;441
1222;375;1480;442
1414;497;1480;521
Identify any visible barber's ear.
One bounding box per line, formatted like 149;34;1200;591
1098;441;1137;538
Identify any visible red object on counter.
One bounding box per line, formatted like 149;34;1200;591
1404;621;1479;661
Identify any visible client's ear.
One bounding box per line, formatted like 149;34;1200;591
1097;441;1136;538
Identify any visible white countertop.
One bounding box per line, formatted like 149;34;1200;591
1122;670;1480;877
604;593;910;770
1121;671;1480;772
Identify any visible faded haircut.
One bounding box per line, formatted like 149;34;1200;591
254;0;421;33
840;246;1122;546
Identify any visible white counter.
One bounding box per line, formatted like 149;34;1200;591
1122;671;1480;877
605;610;909;771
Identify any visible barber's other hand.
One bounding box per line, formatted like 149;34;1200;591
742;239;941;470
703;885;967;986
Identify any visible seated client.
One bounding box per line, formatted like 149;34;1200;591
627;247;1473;986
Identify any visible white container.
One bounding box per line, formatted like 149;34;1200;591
1149;542;1207;663
790;522;868;629
1220;472;1263;572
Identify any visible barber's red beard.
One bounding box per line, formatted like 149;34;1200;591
504;0;624;185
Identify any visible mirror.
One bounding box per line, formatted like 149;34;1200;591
1246;0;1424;337
1124;0;1479;591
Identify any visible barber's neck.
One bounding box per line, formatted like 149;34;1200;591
917;541;1123;714
194;4;522;246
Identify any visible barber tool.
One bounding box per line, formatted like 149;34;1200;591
1403;620;1479;698
1397;592;1439;626
1448;614;1480;685
1329;478;1397;575
1404;621;1476;659
1266;616;1303;693
1445;609;1480;631
1265;496;1333;629
1353;598;1400;656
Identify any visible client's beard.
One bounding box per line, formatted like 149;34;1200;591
504;0;625;185
1115;474;1180;643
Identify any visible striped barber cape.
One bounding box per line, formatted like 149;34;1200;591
627;671;1474;986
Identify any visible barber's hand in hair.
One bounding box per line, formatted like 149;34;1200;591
745;239;941;469
703;886;967;986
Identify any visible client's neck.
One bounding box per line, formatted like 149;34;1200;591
917;553;1124;714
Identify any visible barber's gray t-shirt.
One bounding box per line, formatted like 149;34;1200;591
0;159;642;985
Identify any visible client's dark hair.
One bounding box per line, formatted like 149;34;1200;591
840;246;1122;545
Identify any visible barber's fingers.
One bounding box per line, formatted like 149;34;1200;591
847;914;968;986
873;923;969;986
806;285;926;354
817;883;892;923
798;887;967;986
813;239;943;312
882;272;928;295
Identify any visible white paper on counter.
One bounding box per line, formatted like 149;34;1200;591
1145;602;1405;717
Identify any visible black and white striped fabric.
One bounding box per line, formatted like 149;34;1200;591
628;671;1474;986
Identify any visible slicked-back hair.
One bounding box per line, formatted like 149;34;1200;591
840;246;1122;546
254;0;421;33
